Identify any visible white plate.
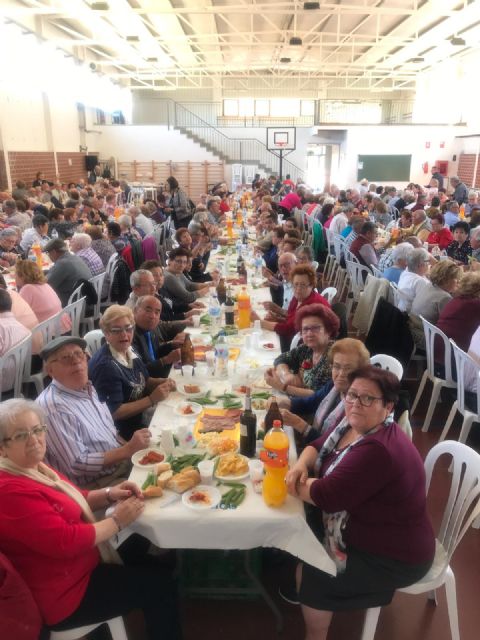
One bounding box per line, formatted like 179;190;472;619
174;401;202;417
182;485;221;511
144;489;180;509
214;453;250;481
177;382;209;398
131;448;167;469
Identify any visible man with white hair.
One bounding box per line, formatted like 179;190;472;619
70;232;105;276
470;226;480;261
383;243;414;284
450;176;468;206
0;228;20;266
3;199;31;231
397;248;431;312
263;251;297;318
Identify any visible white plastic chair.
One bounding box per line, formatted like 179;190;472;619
370;354;404;381
361;440;480;640
62;297;86;338
84;329;104;356
411;317;457;432
344;260;372;317
82;272;107;332
323;227;337;285
67;284;83;305
49;616;128;640
290;332;302;349
438;340;480;444
0;334;32;400
370;264;384;278
23;312;63;395
320;286;337;304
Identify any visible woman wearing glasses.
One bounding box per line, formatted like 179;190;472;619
264;304;339;397
252;264;330;351
88;305;175;440
285;366;434;640
0;399;181;639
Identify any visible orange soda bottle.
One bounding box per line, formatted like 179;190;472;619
260;419;289;507
226;216;234;239
31;242;43;269
236;286;251;329
459;204;465;219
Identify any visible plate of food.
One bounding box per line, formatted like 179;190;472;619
214;452;250;481
182;485;221;511
207;436;239;456
174;401;202;417
132;448;166;469
177;382;209;398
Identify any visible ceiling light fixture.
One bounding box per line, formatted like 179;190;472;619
280;57;291;63
126;35;140;42
304;2;320;9
91;2;109;9
410;57;425;63
450;37;466;46
146;57;157;62
289;37;303;46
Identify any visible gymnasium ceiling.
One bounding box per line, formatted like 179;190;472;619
2;0;480;96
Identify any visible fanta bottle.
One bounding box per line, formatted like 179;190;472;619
226;216;234;239
236;287;251;329
31;242;43;269
261;420;289;507
459;204;465;219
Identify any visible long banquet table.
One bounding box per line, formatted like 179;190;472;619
124;245;336;628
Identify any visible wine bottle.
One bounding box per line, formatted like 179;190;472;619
180;333;195;367
264;399;283;432
240;387;257;458
224;286;235;326
216;277;227;304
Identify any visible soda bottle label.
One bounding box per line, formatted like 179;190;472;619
260;446;289;467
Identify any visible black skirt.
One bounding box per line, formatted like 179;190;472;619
299;546;432;611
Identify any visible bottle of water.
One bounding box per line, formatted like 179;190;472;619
215;331;229;379
254;254;264;280
235;239;243;256
208;293;221;335
27;249;36;263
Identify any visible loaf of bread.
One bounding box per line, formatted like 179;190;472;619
166;468;201;493
157;470;174;488
143;485;163;499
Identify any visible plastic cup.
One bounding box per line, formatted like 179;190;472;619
161;428;175;455
253;320;261;332
192;315;201;328
248;459;264;493
198;459;215;484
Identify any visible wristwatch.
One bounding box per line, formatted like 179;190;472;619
105;487;115;504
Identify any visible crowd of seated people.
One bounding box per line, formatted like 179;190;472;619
0;166;479;640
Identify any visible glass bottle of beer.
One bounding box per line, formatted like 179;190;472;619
216;277;227;305
180;333;195;368
239;387;257;458
224;286;235;326
264;399;283;432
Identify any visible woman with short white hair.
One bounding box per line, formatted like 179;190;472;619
397;248;430;312
382;242;414;284
70;233;105;277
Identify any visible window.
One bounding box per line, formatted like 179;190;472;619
255;100;270;116
301;100;314;116
238;98;255;116
270;99;300;117
223;99;238;116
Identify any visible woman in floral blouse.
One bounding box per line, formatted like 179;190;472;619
265;304;340;397
446;221;472;265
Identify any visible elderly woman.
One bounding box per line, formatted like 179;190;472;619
252;264;330;351
437;272;480;352
265;304;339;397
85;224;115;268
426;212;453;251
411;259;462;323
88;305;175;440
286;367;434;638
446;221;472;265
0;399;180;639
165;176;192;229
15;259;70;332
278;339;371;446
70;232;105;276
397;248;430;312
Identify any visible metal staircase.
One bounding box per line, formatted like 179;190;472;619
167;100;304;182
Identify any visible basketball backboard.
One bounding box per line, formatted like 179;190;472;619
266;127;296;151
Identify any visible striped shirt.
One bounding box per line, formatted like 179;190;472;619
37;380;122;486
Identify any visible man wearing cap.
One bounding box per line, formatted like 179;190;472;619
45;237;92;306
36;336;152;488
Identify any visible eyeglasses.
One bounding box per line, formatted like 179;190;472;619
345;390;383;407
332;363;355;374
108;324;135;335
301;325;324;334
3;425;47;444
293;282;310;289
173;259;188;265
50;350;86;365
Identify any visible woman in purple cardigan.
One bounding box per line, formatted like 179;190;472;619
286;365;435;640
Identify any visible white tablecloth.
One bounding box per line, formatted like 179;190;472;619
127;271;337;576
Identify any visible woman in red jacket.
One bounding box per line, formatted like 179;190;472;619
286;366;434;640
252;264;330;351
0;399;181;639
426;212;453;251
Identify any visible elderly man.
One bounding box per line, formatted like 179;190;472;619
70;232;105;276
0;289;31;394
206;198;223;225
45;237;92;306
409;209;431;242
19;213;50;253
450;176;468;205
132;295;182;378
0;228;20;266
444;201;460;228
3;199;31;230
36;335;152;488
397;248;430;312
263;251;297;317
350;221;379;268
